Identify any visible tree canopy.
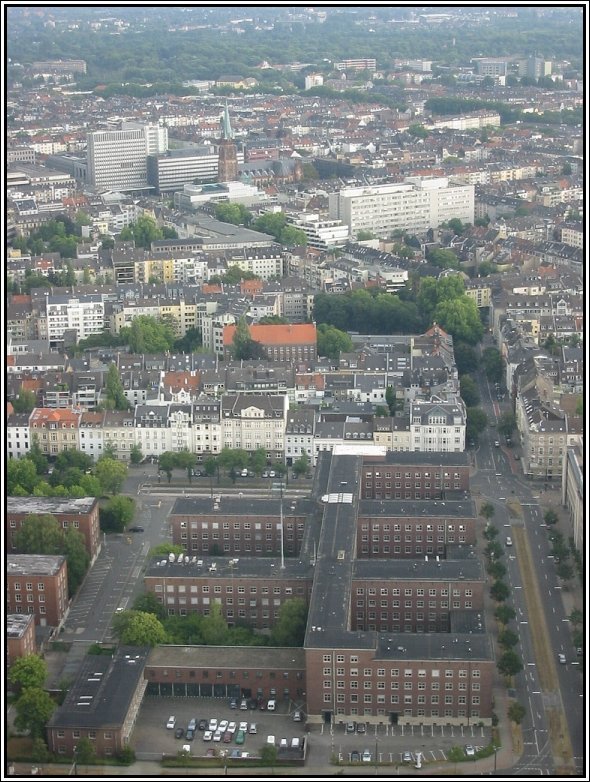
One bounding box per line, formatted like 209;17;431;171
120;315;176;354
9;654;47;692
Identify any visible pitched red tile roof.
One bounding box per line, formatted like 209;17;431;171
223;323;317;347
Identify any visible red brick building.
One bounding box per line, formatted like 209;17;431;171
7;614;36;665
7;554;69;628
7;496;101;562
47;646;149;758
168;496;309;557
223;322;317;362
144;646;306;703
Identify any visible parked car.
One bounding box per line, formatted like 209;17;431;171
506;536;513;546
402;751;413;763
262;471;269;478
228;722;237;734
465;745;476;757
240;699;248;710
198;719;208;731
346;721;356;734
494;440;500;447
238;721;248;733
128;526;144;532
213;730;222;742
208;719;218;732
362;750;372;763
166;716;176;729
266;735;275;745
291;737;300;749
182;744;191;754
240;468;248;477
185;729;195;741
235;730;245;745
174;727;184;739
293;710;302;722
269;470;276;478
187;718;197;732
229;697;238;709
351;750;360;762
223;731;232;743
356;722;366;734
558;653;567;664
202;731;213;742
218;720;228;733
267;699;276;711
249;723;257;734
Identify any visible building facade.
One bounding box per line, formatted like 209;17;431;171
7;554;69;628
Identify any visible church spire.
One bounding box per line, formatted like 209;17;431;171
221;101;233;140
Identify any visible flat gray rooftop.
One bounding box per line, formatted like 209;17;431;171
170;496;313;518
8;554;66;576
375;632;493;662
359;498;476;518
147;645;306;670
145;555;313;580
353;555;483;581
7;496;97;514
7;613;35;638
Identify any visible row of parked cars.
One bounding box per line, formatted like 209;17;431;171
168;715;255;745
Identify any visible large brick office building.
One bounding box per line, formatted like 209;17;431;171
7;554;69;629
143;448;494;726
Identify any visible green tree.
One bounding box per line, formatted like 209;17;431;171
490;580;510;602
14;687;56;738
569;609;583;627
7;458;39;495
173;326;203;354
497;412;516;438
292;451;310;478
494;605;516;626
408;123;429;139
279;225;307;246
447;218;467;235
27;437;48;475
75;736;96;764
13;514;63;554
106;363;129;410
63;528;90;595
556;562;574;582
9;654;47;692
483;524;499;541
575;397;583;416
385;385;402;416
113;610;167;646
543;508;558;526
132;591;167;620
130;444;143;465
427;248;460;269
30;738;50;763
12;389;37;413
498;629;519;649
434;297;484;345
250;447;267;477
454;341;479;375
357;230;376;241
200;602;228;646
460;376;480;407
466;407;488;444
214;202;252;226
126;215;164;249
261;744;278;765
270;598;308;646
485;541;504;560
174;450;197;482
497;650;523;677
317;323;353;360
480;502;495;522
158;451;177;483
231;318;267;360
95;457;128;495
121;315;176;354
487;560;506;580
481;348;503;383
99;495;136;532
507;702;526;724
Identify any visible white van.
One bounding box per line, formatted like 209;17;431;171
249;723;257;734
266;735;275;745
267;699;276;711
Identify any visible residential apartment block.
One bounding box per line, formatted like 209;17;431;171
7;614;36;666
329;177;474;239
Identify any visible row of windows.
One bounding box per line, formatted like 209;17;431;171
320;658;481;678
356;588;473;597
365;472;463;479
153;584;297;595
324;693;481;705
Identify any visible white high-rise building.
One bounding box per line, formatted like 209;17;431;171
122;121;169;155
329;177;474;239
86;129;148;192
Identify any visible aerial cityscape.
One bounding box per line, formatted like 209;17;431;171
4;4;585;778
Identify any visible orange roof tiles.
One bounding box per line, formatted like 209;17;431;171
223;323;317;347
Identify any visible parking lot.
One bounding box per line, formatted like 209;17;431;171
132;696;306;760
132;695;491;767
